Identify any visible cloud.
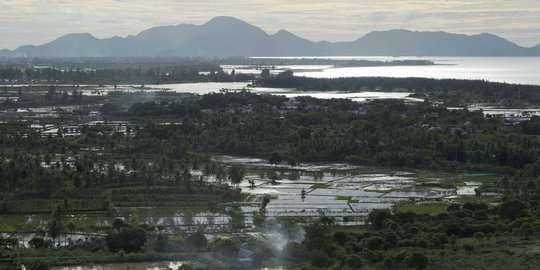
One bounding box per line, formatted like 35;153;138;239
0;0;539;49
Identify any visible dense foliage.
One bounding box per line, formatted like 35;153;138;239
2;75;540;269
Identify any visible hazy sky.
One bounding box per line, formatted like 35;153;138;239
1;0;540;49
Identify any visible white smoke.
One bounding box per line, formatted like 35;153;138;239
263;217;305;252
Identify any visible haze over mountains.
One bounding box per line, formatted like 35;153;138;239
1;16;539;58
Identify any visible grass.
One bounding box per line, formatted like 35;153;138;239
0;250;228;270
336;196;359;203
394;202;449;215
414;177;432;183
364;188;392;194
310;183;329;189
453;195;500;204
426;236;540;270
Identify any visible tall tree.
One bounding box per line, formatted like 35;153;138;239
228;165;245;188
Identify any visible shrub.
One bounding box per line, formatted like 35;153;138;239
364;236;384;250
310;249;331;268
463;244;474;251
407;251;429;270
213;238;240;257
154;234;169;252
518;222;534;236
345;254;363;269
106;226;147;253
499;200;527;220
368;209;393;230
28;237;53;249
429;233;448;248
26;261;50;270
473;232;485;241
186;231;208;251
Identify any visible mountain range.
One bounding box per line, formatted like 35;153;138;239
1;16;539;58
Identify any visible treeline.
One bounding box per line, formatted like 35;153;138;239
0;67;253;84
120;92;540;173
287;197;540;269
217;58;433;67
257;76;540;106
115;90;287;117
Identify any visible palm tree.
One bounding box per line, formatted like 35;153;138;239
47;206;64;247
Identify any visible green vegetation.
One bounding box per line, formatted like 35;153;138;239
0;63;253;84
258;76;540;107
1;69;540;269
394;203;449;215
311;183;330;189
288;194;540;269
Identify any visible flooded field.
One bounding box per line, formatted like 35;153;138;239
3;82;420;103
52;261;187;270
1;155;501;237
221;64;332;75
217;156;500;225
97;82;421;103
252;88;421;102
448;105;540;123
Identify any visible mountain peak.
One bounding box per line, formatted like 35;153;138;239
205;16;248;26
273;29;299;38
51;33;98;44
476;32;506;40
57;33;96;40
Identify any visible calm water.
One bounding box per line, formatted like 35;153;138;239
257;57;540;85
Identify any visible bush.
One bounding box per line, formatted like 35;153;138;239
499;200;528;220
463;202;488;211
383;231;399;248
429;233;448;248
345;254;363;268
106;226;147;253
213;238;240;257
368;209;393;230
283;242;308;261
26;261;50;270
447;204;461;212
186;231;208;251
364;236;384;250
310;249;331;268
28;237;53;249
463;244;474;251
154;234;169;252
514;222;534;236
473;232;485;241
407;251;429;270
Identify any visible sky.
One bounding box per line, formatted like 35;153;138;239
1;0;540;50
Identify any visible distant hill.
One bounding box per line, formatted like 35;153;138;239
0;49;9;57
332;30;532;56
2;16;539;58
532;44;540;54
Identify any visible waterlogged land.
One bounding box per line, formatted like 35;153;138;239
1;62;540;270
